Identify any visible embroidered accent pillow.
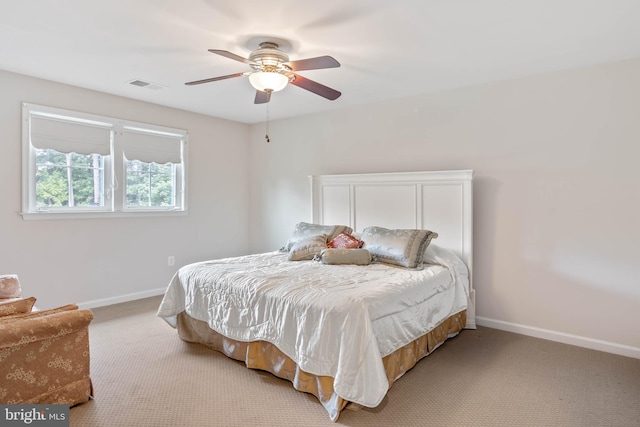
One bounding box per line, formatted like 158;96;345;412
288;234;328;261
361;226;438;269
283;222;352;251
327;232;364;249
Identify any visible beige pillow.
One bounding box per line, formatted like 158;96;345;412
283;222;352;252
361;226;438;269
319;248;371;265
288;234;328;261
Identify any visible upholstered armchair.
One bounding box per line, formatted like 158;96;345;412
0;275;94;405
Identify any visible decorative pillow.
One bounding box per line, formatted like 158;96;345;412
0;296;37;317
287;234;328;261
319;248;371;265
0;274;22;299
327;232;364;249
361;226;438;269
283;222;353;251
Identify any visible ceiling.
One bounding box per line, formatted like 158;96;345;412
2;1;640;124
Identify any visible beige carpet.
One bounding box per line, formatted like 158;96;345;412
70;296;640;427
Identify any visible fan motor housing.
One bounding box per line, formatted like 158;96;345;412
249;42;290;71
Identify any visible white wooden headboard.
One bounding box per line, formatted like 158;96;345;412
310;170;475;327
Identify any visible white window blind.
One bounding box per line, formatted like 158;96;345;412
122;128;182;164
30;114;112;155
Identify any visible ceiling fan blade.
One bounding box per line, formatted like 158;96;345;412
185;72;245;85
208;49;254;65
289;74;341;100
285;55;340;71
254;90;271;104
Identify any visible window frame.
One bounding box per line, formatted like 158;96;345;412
21;103;188;220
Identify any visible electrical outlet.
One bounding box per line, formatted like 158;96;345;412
168;256;175;266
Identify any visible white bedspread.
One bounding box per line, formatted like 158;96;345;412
157;245;469;408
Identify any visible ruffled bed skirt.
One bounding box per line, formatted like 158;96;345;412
176;310;466;421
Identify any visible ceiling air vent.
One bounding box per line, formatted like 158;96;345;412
127;79;165;91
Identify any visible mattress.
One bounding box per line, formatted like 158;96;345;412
157;245;470;410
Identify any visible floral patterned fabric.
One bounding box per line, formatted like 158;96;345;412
0;297;36;317
0;300;93;405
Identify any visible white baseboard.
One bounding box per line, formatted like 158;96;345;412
78;288;166;310
476;316;640;360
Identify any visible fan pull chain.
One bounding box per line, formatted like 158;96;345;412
265;103;270;143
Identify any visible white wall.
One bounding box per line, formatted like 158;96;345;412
2;57;638;357
248;58;640;354
0;70;250;309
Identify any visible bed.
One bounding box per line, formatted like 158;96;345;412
157;170;475;421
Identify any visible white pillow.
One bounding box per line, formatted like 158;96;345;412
287;234;328;261
361;226;438;269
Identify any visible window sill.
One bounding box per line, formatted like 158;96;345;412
20;210;188;220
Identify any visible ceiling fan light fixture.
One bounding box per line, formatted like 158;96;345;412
249;71;289;92
186;42;341;103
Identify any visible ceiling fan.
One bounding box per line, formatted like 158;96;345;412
185;42;341;104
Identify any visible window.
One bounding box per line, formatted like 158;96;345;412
35;151;105;209
22;103;187;219
125;160;175;208
121;126;183;211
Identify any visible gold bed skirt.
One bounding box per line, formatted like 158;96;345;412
177;310;466;421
